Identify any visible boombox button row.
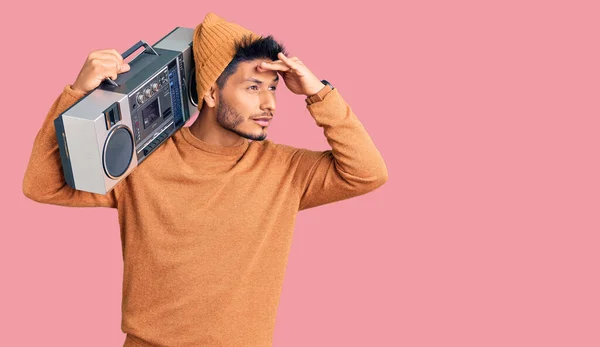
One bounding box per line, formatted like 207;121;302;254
143;132;169;156
157;132;168;141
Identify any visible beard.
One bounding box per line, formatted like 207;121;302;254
216;93;268;142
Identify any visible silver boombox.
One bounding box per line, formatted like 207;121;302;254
55;27;199;195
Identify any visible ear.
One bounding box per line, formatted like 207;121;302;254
203;83;219;108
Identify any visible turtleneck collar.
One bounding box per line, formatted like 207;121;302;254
180;126;250;156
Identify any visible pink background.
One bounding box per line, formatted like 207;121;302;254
2;0;599;346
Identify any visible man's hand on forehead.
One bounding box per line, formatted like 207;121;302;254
257;52;325;96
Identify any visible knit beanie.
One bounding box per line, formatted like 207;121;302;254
193;12;261;111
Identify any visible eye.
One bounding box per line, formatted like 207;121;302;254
270;86;277;91
249;85;259;91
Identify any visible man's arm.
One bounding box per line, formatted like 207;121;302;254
258;53;388;210
292;86;389;211
22;84;120;208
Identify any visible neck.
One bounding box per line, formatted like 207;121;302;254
188;107;245;147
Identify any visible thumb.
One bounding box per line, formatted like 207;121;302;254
120;63;131;72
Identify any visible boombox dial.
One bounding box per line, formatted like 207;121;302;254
144;88;152;97
152;82;160;91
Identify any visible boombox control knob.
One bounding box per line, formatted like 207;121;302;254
144;88;152;98
137;94;145;104
152;82;160;91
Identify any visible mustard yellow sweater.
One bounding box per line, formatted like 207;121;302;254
23;84;388;347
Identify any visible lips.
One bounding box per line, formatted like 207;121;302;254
252;117;272;126
253;118;271;126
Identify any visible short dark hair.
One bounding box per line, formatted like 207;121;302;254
216;34;288;89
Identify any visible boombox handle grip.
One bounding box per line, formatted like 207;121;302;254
104;40;159;87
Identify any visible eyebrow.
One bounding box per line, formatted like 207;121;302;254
245;76;279;84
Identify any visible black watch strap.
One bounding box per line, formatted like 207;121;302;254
321;79;334;89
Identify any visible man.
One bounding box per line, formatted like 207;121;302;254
22;12;388;347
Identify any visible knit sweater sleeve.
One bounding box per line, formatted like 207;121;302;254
22;84;120;208
292;88;388;211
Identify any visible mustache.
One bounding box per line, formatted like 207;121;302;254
252;112;273;118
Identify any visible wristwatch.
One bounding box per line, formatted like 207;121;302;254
305;80;334;105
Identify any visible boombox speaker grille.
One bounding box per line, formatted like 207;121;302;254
103;125;134;179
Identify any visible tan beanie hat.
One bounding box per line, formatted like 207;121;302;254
193;12;262;111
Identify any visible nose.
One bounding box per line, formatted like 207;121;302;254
260;90;276;114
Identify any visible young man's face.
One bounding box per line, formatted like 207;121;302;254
216;59;279;141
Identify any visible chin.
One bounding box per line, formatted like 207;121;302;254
234;127;268;141
250;132;268;141
246;125;269;141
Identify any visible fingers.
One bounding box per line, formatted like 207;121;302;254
90;49;124;65
93;54;130;70
277;52;303;70
259;54;305;77
92;58;129;81
258;52;304;72
108;49;124;65
91;54;120;69
259;60;291;72
290;57;303;65
100;61;118;81
89;50;129;72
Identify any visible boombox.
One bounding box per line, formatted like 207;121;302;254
54;27;199;195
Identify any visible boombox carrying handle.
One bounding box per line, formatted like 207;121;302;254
122;40;159;60
104;40;159;87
